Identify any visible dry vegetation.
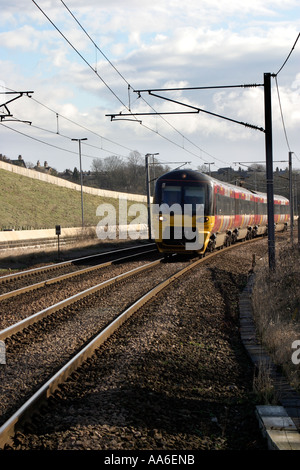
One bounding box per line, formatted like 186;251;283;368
252;240;300;393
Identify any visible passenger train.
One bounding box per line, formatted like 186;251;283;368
152;169;289;256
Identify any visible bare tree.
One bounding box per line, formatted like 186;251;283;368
90;152;170;195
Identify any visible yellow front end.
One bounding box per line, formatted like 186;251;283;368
153;213;214;254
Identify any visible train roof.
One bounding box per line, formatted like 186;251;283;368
156;169;289;203
156;169;211;183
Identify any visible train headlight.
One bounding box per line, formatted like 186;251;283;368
196;216;209;223
158;215;167;221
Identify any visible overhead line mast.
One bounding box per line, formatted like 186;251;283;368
107;78;277;269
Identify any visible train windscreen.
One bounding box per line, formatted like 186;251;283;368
184;187;205;206
161;185;182;205
161;184;205;209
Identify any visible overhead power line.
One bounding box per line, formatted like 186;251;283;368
59;0;131;88
28;95;134;153
42;0;224;167
58;0;261;165
0;117;132;161
0;84;135;156
272;32;300;162
32;0;128;111
275;32;300;76
274;76;291;153
0;122;94;159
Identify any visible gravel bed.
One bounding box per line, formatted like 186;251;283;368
0;263;82;295
0;245;156;295
0;252;161;330
8;238;276;451
0;259;190;428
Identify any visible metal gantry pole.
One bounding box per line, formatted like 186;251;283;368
298;206;300;248
264;73;276;270
145;153;159;240
204;162;215;176
289;151;294;244
145;154;152;240
72;138;87;228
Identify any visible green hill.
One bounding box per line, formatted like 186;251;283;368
0;169;144;231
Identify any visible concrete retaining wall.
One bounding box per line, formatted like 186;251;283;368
0;226;90;243
0;224;149;258
0;225;148;243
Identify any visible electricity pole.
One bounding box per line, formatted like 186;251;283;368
72;138;87;228
264;73;275;270
109;76;279;270
289;151;294;244
145;153;159;240
204;162;215;176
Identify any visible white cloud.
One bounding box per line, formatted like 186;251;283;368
0;0;299;171
0;24;41;50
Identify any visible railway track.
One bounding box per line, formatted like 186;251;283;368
0;254;166;340
0;247;194;445
0;244;163;331
0;242;157;292
0;236;272;450
0;233;296;449
0;247;159;305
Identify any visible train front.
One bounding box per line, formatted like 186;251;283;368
152;169;213;255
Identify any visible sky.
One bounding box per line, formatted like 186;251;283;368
0;0;299;174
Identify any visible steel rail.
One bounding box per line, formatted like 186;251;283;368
0;238;261;448
0;255;163;341
0;242;156;284
0;248;158;301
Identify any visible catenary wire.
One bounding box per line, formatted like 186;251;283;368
60;0;131;88
32;0;129;112
33;0;207;165
31;1;283;171
19;120;130;159
0;85;135;155
0;122;105;160
0;83;223;169
275;32;300;76
29;96;135;153
57;0;224;166
273;32;300;163
274;76;291;153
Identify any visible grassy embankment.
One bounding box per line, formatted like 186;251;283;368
0;169;145;230
252;244;300;398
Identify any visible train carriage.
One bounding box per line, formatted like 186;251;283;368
153;169;289;255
